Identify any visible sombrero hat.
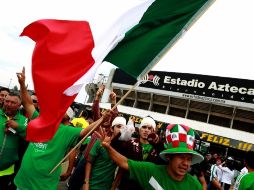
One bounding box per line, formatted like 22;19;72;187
160;124;203;165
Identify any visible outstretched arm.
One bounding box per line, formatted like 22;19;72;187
198;172;208;190
79;109;112;137
17;67;35;119
110;91;117;106
110;91;118;115
92;85;104;121
83;156;92;190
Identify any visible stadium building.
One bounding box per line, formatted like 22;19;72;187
84;68;254;159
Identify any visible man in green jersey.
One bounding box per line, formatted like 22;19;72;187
0;91;28;190
14;68;113;190
234;151;254;190
83;116;127;190
114;116;165;190
102;123;204;190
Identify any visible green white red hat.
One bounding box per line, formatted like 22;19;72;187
160;124;203;165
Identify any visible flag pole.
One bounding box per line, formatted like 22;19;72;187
111;81;139;110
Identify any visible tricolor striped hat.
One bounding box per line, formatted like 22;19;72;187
159;124;203;165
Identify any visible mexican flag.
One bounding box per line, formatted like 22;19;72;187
22;0;214;142
22;0;155;142
104;0;215;79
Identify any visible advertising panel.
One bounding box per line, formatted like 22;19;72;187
113;69;254;108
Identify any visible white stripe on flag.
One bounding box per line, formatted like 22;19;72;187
64;0;155;96
149;176;164;190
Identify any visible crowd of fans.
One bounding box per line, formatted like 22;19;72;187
0;68;253;190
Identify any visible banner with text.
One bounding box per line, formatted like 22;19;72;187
113;69;254;108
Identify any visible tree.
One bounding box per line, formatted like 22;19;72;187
13;85;18;91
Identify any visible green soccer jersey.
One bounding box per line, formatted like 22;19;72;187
14;110;82;190
128;159;203;190
234;172;254;190
142;143;153;160
88;140;117;190
0;109;27;170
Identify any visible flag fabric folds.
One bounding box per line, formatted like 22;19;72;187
64;0;155;96
21;20;95;142
21;0;213;142
21;0;155;142
104;0;214;79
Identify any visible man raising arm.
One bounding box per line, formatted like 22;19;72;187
15;67;114;190
102;124;204;190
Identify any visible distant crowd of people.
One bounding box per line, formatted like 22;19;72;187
190;152;254;190
0;68;253;190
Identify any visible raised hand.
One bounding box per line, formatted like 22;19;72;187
16;67;26;85
110;91;116;104
95;85;105;100
101;109;113;127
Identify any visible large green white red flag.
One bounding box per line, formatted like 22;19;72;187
104;0;215;79
22;0;214;142
22;0;155;142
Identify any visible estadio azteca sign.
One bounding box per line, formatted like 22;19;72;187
113;69;254;108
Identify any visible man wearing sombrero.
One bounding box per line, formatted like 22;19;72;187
102;124;204;190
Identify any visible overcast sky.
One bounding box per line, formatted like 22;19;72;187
0;0;142;89
0;0;253;103
153;0;254;79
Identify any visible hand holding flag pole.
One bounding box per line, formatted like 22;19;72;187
49;112;107;174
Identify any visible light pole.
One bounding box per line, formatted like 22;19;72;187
8;78;12;88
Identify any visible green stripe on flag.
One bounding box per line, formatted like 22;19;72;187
105;0;215;79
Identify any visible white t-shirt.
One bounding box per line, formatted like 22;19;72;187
210;164;223;182
220;166;235;185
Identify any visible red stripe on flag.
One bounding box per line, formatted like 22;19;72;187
21;19;95;142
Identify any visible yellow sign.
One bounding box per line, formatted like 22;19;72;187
200;133;253;151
